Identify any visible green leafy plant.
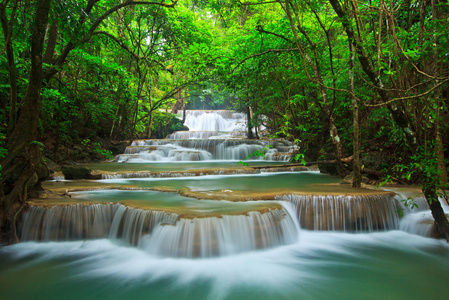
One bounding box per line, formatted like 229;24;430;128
239;145;273;166
290;152;307;165
80;139;113;160
92;142;114;160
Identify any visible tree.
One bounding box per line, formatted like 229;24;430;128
328;0;449;240
0;0;178;244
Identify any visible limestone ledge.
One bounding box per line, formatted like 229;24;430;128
29;181;396;220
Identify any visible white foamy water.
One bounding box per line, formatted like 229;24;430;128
2;231;449;300
114;110;297;162
182;110;247;132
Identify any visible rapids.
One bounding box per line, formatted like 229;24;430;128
1;110;449;299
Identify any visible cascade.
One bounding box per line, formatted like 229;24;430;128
19;202;299;258
20;204;177;243
5;109;449;298
115;110;297;162
277;193;400;232
140;203;299;258
396;194;449;237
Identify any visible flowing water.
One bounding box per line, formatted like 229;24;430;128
1;110;449;299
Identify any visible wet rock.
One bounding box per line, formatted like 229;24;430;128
361;153;386;172
107;141;130;156
341;172;371;185
317;154;339;176
36;161;52;181
318;162;339;176
62;166;96;180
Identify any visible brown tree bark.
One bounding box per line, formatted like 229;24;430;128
349;33;361;188
423;184;449;242
246;106;255;139
43;18;58;64
432;0;448;186
0;0;179;244
0;0;19;136
0;0;51;244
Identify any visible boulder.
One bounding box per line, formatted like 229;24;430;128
62;166;96;180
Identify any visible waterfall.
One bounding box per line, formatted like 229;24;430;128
167;131;247;139
140;204;299;258
101;169;262;179
378;187;449;237
396;194;449;237
19;203;299;258
19;192;441;258
115;110;297;162
277;193;400;232
20;204;177;244
116;139;296;162
180;110;247;132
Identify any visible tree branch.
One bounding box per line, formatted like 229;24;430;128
365;76;449;107
44;0;178;82
256;25;294;44
234;48;298;71
239;1;279;5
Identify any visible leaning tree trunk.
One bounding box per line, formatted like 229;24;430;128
422;182;449;242
0;0;51;244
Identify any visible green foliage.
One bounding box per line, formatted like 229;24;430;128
80;139;113;160
401;197;419;211
151;111;186;139
1;0;447;191
92;142;114;160
290;152;307;165
239;145;273;166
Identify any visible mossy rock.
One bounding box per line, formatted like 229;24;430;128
317;153;339;176
341;172;371;185
62;166;94;180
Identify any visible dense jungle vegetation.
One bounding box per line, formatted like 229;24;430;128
1;0;449;242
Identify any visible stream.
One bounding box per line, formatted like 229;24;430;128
1;110;448;299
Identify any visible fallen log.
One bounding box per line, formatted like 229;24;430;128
250;157;409;184
249;156;354;170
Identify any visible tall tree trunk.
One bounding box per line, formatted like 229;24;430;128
349;35;361;188
182;102;187;125
43;18;58;64
246;106;254;139
0;0;19;136
432;0;448;186
434;84;448;186
0;0;51;244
